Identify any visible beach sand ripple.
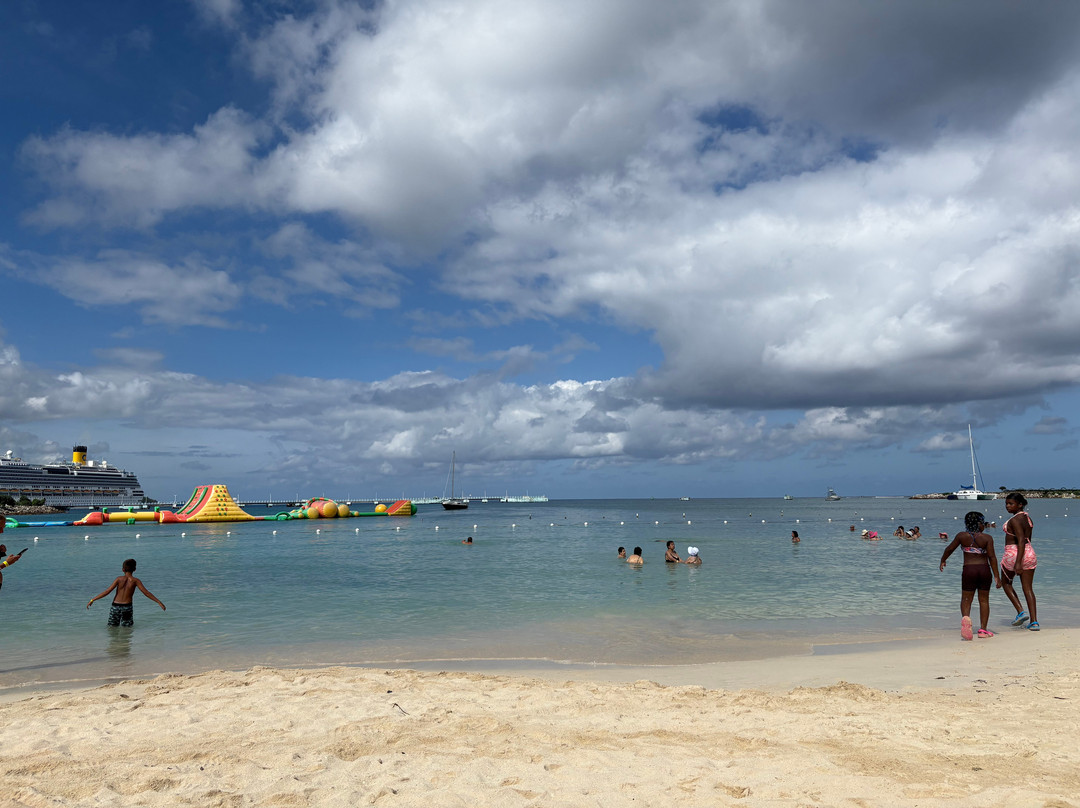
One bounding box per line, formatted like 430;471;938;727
3;637;1080;807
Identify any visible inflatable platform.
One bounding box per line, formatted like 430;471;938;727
4;485;415;528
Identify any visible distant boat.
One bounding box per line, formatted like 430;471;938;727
825;488;842;501
783;494;794;501
947;425;997;501
441;452;468;510
679;496;690;501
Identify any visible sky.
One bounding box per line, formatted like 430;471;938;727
2;0;1080;502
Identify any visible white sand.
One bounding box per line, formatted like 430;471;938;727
2;628;1078;807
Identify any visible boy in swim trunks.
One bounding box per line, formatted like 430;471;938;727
87;558;166;626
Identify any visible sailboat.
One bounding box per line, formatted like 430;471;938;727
948;425;997;500
441;451;468;510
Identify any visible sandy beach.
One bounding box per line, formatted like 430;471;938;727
2;628;1078;807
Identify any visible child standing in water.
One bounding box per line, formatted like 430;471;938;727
1000;492;1039;630
939;512;1000;640
87;559;166;626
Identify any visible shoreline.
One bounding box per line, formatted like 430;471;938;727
3;623;1069;701
2;628;1077;806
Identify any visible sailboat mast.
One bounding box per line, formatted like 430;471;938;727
451;451;456;498
968;424;978;489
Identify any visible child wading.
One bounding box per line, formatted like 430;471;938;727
87;559;166;626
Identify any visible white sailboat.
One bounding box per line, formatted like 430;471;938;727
949;425;997;500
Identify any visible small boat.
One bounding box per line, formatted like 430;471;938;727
783;494;794;501
825;488;842;501
679;496;690;501
441;452;468;510
947;426;997;500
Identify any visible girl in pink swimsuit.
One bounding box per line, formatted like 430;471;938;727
939;511;1000;639
1000;492;1038;630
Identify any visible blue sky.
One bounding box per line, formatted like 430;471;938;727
3;0;1080;501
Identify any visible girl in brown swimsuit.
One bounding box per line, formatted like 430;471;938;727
939;511;1000;640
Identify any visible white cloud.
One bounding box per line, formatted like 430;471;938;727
11;0;1080;421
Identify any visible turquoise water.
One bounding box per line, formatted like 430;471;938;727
2;497;1078;689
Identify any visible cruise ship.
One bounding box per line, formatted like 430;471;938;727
0;445;148;507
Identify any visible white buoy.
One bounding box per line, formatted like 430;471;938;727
550;523;554;526
315;529;320;534
473;525;478;529
135;533;140;538
396;526;401;531
273;530;277;535
655;520;659;525
687;520;691;525
796;519;800;523
435;526;439;530
828;518;832;522
761;519;765;523
34;536;39;542
84;535;89;539
181;532;186;537
723;520;728;524
227;531;231;536
355;528;359;533
584;521;588;526
620;521;624;525
512;523;517;528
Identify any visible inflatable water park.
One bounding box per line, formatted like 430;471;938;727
3;484;416;528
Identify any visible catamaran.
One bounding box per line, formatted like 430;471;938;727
949;425;997;500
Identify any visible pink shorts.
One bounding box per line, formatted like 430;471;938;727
1001;544;1036;572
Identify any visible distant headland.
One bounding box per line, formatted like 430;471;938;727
910;489;1080;500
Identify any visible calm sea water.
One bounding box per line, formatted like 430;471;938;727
2;497;1077;690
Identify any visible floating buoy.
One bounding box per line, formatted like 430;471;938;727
512;523;517;528
34;537;39;542
584;521;588;526
315;529;320;534
84;535;89;539
135;533;140;538
687;520;691;525
435;526;439;530
181;532;186;537
655;521;659;525
272;530;277;535
620;521;624;525
796;519;800;523
550;523;554;526
355;528;359;534
473;525;478;529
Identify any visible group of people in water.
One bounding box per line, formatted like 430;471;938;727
618;540;702;565
939;492;1039;638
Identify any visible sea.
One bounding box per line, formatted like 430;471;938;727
2;496;1078;692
